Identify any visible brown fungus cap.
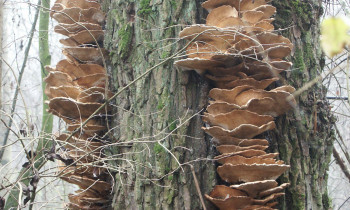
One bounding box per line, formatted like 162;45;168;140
44;71;74;87
48;86;81;100
242;205;275;210
44;71;75;98
206;76;279;90
209;85;296;117
253;192;285;205
61;175;110;194
242;10;265;24
203;59;291;79
68;203;105;210
217;163;290;183
52;7;105;25
202;121;275;139
48;97;106;119
207;102;240;115
55;22;102;37
186;41;224;60
230;180;278;198
179;24;243;43
57;135;103;155
212;136;269;147
50;0;101;17
205;185;251;210
259;183;290;198
60;30;105;46
203;110;274;130
56;134;102;148
215;155;283;165
206;5;239;26
174;58;225;75
252;5;276;19
64;149;101;163
202;0;269;12
203;110;276;138
56;59;106;80
68;190;109;206
49;86;112;103
215;149;267;158
58;161;106;180
205;73;244;84
75;73;107;88
67;123;106;137
233;32;292;53
216;145;268;153
63;47;108;65
235;44;291;60
77;87;113;103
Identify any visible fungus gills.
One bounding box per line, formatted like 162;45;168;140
46;0;111;209
175;0;296;209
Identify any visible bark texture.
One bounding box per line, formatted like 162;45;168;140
104;0;335;209
104;0;216;209
271;1;335;209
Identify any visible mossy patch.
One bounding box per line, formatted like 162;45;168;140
138;0;152;16
166;189;175;204
169;121;176;131
154;143;165;154
157;90;170;110
118;24;133;60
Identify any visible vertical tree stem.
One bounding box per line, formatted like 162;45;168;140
3;1;44;209
28;0;52;209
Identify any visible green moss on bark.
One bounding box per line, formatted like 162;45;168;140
118;24;133;60
138;0;152;16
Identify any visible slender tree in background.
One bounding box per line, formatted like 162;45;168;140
4;0;52;209
104;0;335;209
38;0;53;139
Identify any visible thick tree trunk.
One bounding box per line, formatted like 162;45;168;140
103;0;335;210
270;1;335;209
103;1;216;209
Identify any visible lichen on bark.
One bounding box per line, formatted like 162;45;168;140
104;0;216;209
271;0;335;209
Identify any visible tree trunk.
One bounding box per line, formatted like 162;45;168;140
103;0;335;210
271;1;335;209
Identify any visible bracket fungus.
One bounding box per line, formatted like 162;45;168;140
175;0;296;209
48;0;112;208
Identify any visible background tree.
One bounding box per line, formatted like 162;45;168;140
103;0;335;209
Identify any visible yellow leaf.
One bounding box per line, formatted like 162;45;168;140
321;17;350;57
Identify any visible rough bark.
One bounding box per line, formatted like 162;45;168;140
104;1;216;209
270;1;335;209
104;0;335;210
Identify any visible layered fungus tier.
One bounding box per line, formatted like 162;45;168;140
175;0;296;209
46;0;111;209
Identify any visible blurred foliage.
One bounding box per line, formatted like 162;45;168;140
321;17;350;57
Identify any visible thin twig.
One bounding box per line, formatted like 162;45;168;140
189;165;207;210
333;147;350;183
334;123;350;165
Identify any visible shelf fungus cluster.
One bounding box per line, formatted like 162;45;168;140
46;0;111;209
175;0;296;209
